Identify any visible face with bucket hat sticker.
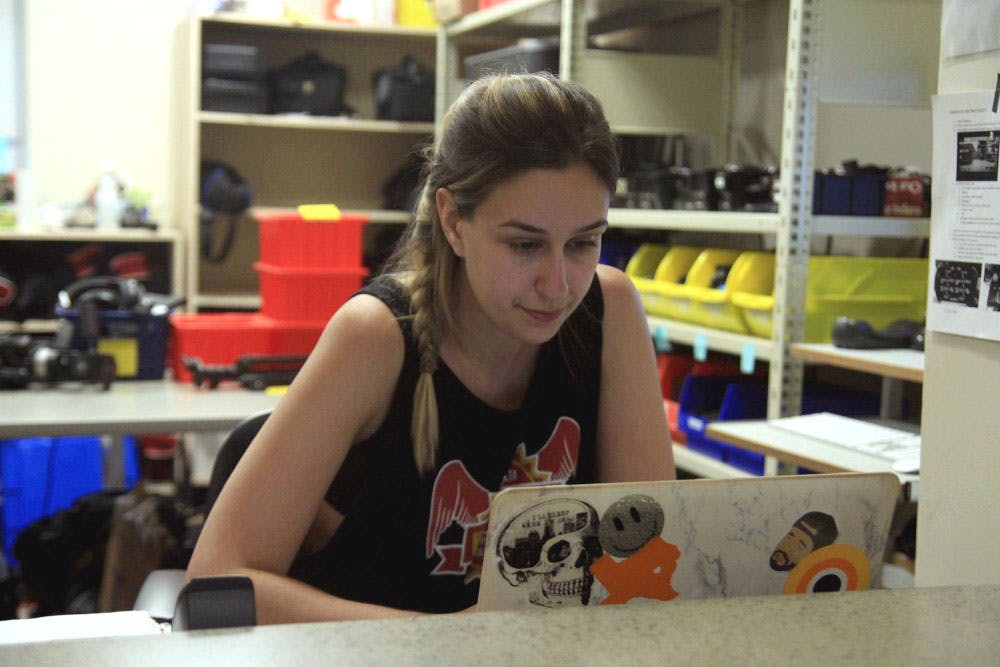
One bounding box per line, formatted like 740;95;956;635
769;511;873;594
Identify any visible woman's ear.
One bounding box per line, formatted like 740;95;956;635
435;187;465;257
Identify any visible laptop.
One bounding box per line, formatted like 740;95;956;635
477;472;900;611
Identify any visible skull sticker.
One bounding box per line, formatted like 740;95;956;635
496;498;603;607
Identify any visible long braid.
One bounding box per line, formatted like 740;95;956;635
403;183;445;475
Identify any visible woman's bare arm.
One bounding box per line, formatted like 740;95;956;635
594;264;676;482
186;294;418;622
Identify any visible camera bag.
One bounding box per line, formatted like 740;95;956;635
271;52;348;116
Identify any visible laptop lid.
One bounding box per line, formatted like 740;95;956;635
477;472;900;611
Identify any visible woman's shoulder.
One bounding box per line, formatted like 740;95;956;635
593;263;647;336
594;264;640;309
356;274;412;318
320;284;406;361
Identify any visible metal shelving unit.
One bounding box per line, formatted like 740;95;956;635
435;0;934;478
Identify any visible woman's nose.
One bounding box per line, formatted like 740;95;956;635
536;251;569;301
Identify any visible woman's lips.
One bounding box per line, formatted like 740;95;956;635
523;307;563;323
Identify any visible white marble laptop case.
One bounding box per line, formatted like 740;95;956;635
477;472;900;611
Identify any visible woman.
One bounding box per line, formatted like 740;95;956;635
186;72;675;623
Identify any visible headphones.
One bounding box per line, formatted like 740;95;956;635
57;276;145;312
200;161;252;215
200;160;252;263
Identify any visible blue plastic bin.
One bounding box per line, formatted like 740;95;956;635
1;436;140;565
850;173;886;216
677;375;745;461
818;173;852;214
55;308;170;380
678;374;880;475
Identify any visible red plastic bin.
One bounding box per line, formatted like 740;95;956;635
168;313;327;382
256;210;367;268
255;262;368;322
168;313;273;382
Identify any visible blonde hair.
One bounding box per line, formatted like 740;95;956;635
384;72;618;475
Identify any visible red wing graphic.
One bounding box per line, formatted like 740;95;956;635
504;416;581;487
536;416;580;482
426;460;492;559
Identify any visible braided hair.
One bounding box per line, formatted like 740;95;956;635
383;72;619;475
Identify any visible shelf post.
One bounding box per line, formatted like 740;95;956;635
719;0;743;164
770;0;819;421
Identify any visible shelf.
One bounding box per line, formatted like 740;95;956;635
251;207;411;224
812;216;930;238
609;208;779;233
0;319;63;335
444;0;560;38
705;419;919;500
790;343;924;383
647;316;774;360
0;227;181;243
203;12;437;39
608;212;927;237
672;444;752;479
196;292;261;310
199;111;435;135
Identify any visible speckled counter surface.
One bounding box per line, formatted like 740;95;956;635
3;585;999;666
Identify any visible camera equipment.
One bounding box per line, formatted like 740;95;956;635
0;331;116;389
182;354;307;390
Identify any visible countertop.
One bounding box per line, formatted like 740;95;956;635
2;585;998;665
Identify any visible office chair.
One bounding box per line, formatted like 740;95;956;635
133;409;272;630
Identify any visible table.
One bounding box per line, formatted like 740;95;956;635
1;585;997;665
0;380;283;438
0;380;282;486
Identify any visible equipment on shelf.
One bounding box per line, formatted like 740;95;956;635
372;55;435;122
201;43;269;114
0;331;116;389
199;160;252;263
830;317;925;351
182;354;308;390
713;164;779;212
813;160;931;217
54;276;185;381
271;51;349;117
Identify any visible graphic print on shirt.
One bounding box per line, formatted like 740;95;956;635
425;416;582;578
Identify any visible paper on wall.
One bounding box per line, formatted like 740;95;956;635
927;89;1000;342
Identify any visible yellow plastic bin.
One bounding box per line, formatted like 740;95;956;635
686;251;775;333
626;243;670;311
632;246;703;320
733;256;929;342
649;248;743;324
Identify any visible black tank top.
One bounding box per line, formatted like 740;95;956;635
297;274;603;613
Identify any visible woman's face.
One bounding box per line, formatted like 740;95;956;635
440;162;610;347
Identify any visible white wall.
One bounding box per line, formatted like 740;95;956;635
736;0;938;172
0;0;19;140
915;29;1000;585
23;0;192;225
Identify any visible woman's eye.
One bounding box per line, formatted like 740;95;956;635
510;239;543;254
569;235;600;251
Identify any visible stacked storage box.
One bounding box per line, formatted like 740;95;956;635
627;244;928;343
169;210;368;381
733;256;928;342
656;351;756;445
